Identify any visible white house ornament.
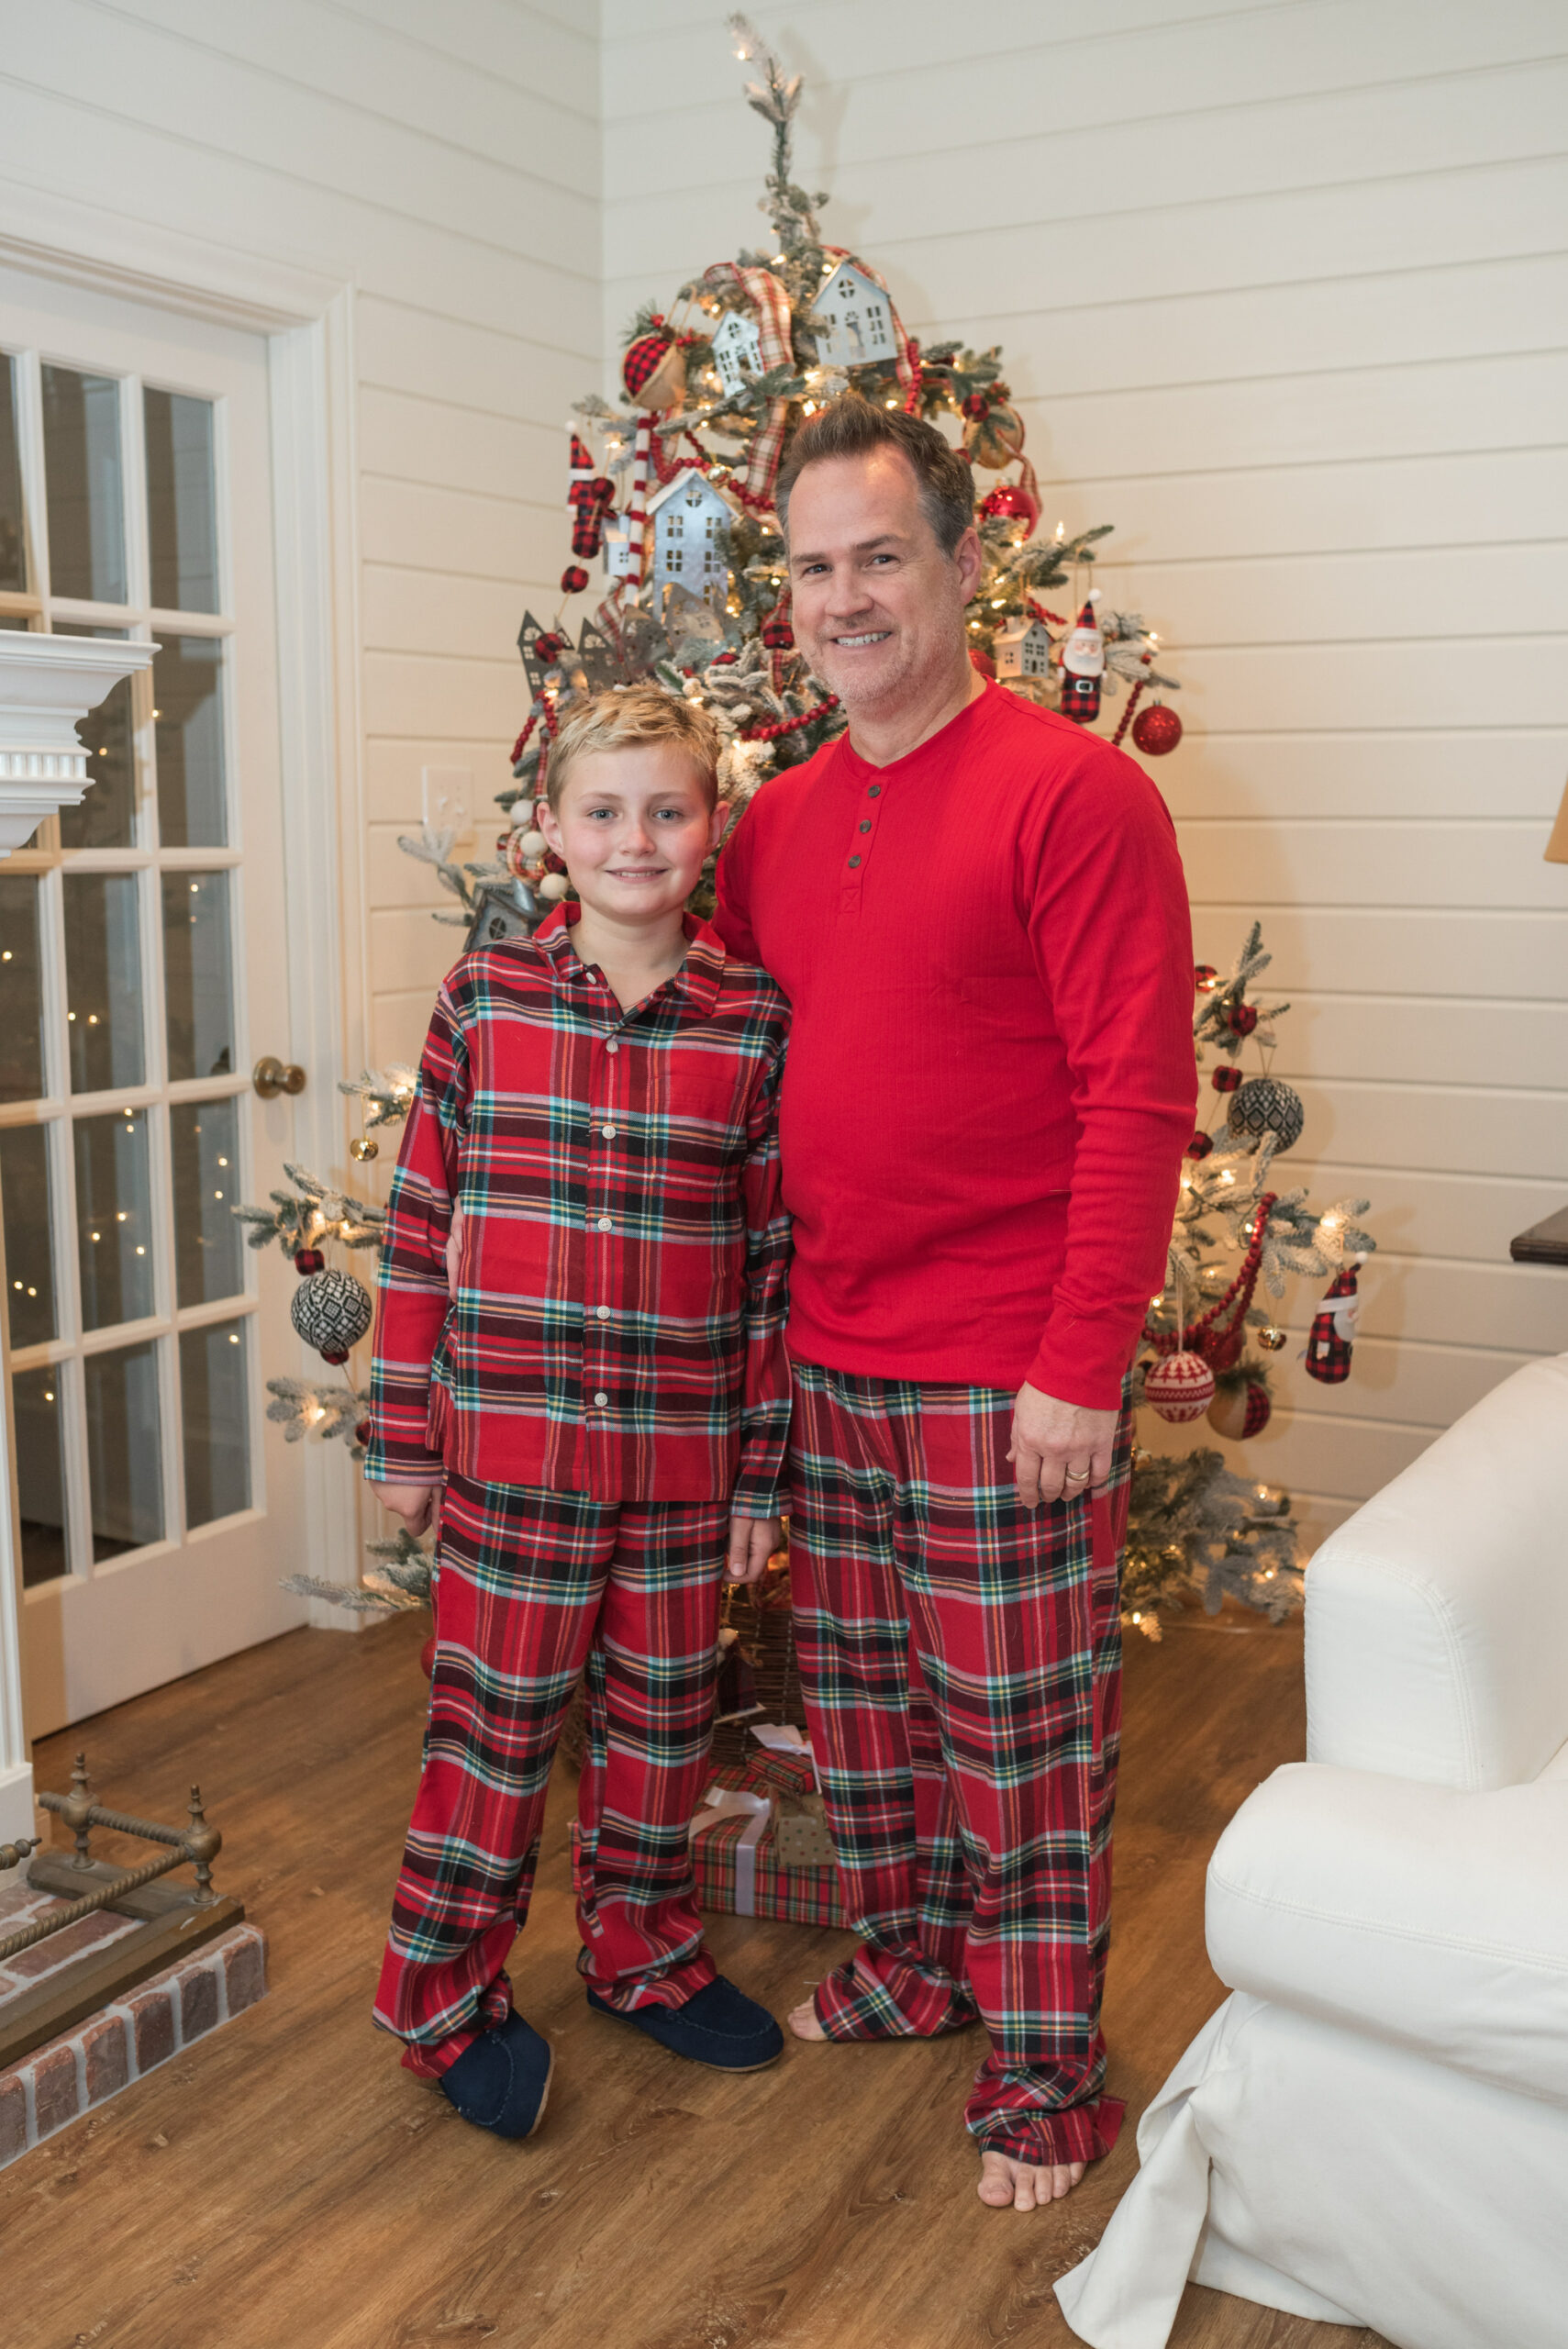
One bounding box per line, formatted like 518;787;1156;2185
1143;1350;1217;1423
811;261;897;370
709;309;763;395
646;472;741;612
994;616;1053;684
291;1268;374;1366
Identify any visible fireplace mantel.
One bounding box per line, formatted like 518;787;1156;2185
0;635;159;854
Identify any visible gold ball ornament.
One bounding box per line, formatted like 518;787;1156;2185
348;1136;379;1163
1258;1326;1288;1353
962;400;1026;472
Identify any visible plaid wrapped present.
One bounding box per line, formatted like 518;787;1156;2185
688;1779;846;1929
744;1723;817;1800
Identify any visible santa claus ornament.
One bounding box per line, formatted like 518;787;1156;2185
1059;598;1106;724
1143;1350;1217;1423
1305;1261;1363;1385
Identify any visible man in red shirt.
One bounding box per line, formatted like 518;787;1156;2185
714;403;1195;2212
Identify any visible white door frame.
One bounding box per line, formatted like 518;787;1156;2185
0;179;370;1838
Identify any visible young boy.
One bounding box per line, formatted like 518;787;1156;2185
364;685;791;2139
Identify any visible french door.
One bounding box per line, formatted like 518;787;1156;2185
0;267;307;1734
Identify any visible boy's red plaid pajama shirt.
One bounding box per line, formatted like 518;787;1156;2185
714;684;1196;2172
362;908;791;2077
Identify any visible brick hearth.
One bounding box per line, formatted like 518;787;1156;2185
0;1870;267;2169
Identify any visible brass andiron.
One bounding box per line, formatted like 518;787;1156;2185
0;1753;223;1969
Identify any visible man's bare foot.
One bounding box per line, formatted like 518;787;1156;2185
787;1998;827;2042
977;2150;1085;2210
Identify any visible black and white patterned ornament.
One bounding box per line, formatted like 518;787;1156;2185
1225;1076;1305;1154
291;1267;373;1364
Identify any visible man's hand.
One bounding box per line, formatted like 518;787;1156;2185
444;1208;463;1300
1006;1385;1118;1510
371;1480;442;1537
725;1514;783;1585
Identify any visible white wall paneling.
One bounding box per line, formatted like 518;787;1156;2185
2;0;1562;1564
603;0;1568;1542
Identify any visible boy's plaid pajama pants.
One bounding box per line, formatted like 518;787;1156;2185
787;1361;1132;2170
373;1475;728;2077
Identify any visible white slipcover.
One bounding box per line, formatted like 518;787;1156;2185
1057;1353;1568;2348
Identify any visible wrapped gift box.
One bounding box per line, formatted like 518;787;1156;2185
688;1780;846;1929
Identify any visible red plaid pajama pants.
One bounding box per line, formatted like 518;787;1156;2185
374;1475;728;2078
787;1362;1131;2169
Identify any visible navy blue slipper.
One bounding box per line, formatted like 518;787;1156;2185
586;1975;784;2072
439;2009;555;2139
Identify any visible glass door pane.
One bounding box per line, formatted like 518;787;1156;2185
153;635;227;845
74;1108;155;1329
0;1123;57;1347
0;355;25;593
63;874;145;1092
13;1364;69;1587
57;624;137;850
42;364;127;604
0;874;47;1100
181;1318;250;1526
83;1340;163;1559
144;390;218;614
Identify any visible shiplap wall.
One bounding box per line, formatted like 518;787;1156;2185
603;0;1568;1542
0;0;597;1071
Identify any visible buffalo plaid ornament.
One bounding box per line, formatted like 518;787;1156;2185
1305;1262;1362;1384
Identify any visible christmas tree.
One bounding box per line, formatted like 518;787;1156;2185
239;15;1375;1640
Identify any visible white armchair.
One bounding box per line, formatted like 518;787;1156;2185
1057;1353;1568;2349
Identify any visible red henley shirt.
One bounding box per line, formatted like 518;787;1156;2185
712;683;1197;1410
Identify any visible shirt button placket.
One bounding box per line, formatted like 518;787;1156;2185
589;1019;624;1432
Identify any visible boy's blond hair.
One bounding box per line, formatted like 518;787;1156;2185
544;685;721;811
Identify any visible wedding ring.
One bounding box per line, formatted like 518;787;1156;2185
1064;1466;1091;1483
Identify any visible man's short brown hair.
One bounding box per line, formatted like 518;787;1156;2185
545;685;721;810
774;399;975;556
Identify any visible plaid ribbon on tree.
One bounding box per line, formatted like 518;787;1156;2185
701;262;795;505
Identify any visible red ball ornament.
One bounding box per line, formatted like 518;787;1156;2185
1184;1130;1214;1160
533;631;566;667
293;1247;325;1275
962;392;990;419
560;563;590;596
1143;1351;1217;1424
1227;1003;1260;1040
1212;1065;1241;1094
1194;964;1218;993
1242;1384;1273;1439
418;1633;438;1680
355;1419;372;1447
622;327;673;399
1131;702;1183;756
320;1345;350;1367
978;481;1041;536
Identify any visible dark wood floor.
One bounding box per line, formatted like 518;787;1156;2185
4;1614;1385;2349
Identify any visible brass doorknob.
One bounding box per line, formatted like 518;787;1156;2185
253;1056;306;1099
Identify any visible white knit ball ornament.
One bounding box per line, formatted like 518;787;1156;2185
1143;1350;1217;1423
538;872;572;901
516;829;548;860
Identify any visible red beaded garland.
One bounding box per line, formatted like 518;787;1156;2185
740;696;840;743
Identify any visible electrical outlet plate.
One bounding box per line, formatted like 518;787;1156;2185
421;764;473;845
